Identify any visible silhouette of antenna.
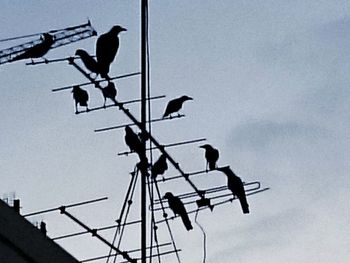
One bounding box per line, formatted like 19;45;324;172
3;2;270;263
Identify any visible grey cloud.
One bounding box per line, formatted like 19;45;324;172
229;120;329;151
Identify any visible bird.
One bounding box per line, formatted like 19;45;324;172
11;33;54;62
98;81;117;107
75;49;99;78
124;126;142;155
151;154;168;179
200;144;219;171
163;192;193;231
162;95;193;118
72;85;89;114
95;25;127;79
217;166;249;214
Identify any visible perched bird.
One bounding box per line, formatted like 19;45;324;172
11;33;54;62
200;144;219;171
151;154;168;179
217;166;249;214
96;25;127;79
124;126;142;155
75;49;99;77
98;81;117;107
162;95;193;118
72;85;89;113
163;192;193;231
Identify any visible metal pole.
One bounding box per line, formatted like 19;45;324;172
141;0;148;262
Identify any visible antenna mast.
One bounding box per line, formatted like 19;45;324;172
140;0;148;262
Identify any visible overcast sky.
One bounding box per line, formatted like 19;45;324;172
1;1;349;262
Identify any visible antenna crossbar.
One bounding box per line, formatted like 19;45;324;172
23;196;108;217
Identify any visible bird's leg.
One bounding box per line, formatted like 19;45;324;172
103;98;106;108
75;103;79;114
86;106;90;112
43;57;49;64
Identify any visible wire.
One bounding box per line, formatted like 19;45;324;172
195;210;207;263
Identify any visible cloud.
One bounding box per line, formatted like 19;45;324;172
229;120;330;151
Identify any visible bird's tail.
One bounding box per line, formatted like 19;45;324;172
180;213;193;231
98;63;110;80
239;195;250;214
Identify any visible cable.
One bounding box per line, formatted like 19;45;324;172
195;210;207;263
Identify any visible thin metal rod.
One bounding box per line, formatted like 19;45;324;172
60;208;136;263
75;95;166;115
80;243;172;262
141;0;148;262
52;220;141;241
155;187;270;224
152;181;262;206
95;114;184;133
118;138;206;156
153;169;209;184
51;72;141;92
23;196;108;217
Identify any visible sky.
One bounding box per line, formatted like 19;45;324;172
1;1;350;262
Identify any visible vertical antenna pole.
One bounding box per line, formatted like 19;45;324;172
141;0;148;262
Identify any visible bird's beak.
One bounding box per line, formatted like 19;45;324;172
199;145;205;149
121;27;127;32
188;97;193;100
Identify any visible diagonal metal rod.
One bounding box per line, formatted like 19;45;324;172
95;114;184;133
68;58;205;199
51;72;141;92
23;196;108;217
59;208;136;263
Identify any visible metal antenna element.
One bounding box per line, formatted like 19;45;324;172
95;114;185;133
118;138;206;156
51;72;141;92
0;21;96;65
59;208;137;263
23;196;108;217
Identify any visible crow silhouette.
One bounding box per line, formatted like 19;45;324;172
151;154;168;179
75;49;99;78
72;85;89;113
11;33;54;62
164;192;193;231
217;166;249;214
124;126;142;156
96;81;117;107
96;25;126;79
200;144;219;171
162;95;193;118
